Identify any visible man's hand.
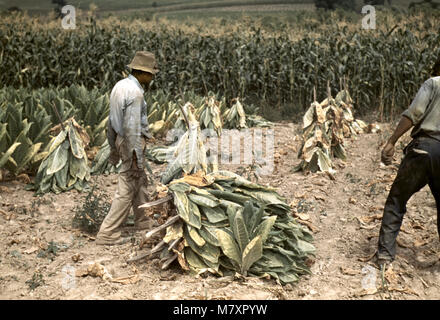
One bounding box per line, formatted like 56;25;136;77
381;142;395;165
109;148;120;166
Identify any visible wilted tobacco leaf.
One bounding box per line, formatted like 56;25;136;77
241;236;263;275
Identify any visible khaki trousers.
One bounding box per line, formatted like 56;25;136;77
96;170;150;242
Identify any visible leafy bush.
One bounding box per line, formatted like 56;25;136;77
72;185;111;234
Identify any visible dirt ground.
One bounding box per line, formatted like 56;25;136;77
1;121;439;300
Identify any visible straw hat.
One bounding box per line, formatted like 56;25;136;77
127;51;159;74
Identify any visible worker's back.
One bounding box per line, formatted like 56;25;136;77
403;76;440;141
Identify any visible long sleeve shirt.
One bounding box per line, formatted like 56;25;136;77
402;76;440;141
107;74;151;172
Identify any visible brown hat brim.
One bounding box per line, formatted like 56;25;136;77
127;64;159;75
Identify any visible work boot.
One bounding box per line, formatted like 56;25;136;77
375;253;393;270
96;237;131;246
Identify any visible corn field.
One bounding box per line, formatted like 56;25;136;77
1;12;439;120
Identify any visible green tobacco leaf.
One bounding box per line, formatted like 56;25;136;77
216;229;241;265
169;182;191;193
198;226;220;247
0;142;21;168
188;201;202;229
296;239;316;255
241;235;263;274
242;201;255;232
173;191;190;225
232;210;250;254
46;140;69;175
249;205;264;235
184;247;208;270
200;206;227;224
303;103;316;129
187;225;206;247
278;272;299;285
48;129;67;155
253;216;277;243
208;189;251;205
316;149;333;172
69;147;88;179
184;226;219;264
164;220;183;243
188;193;219;208
68;123;83;159
17;142;42;172
54;156;69;190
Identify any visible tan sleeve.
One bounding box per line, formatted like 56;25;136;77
402;79;433;125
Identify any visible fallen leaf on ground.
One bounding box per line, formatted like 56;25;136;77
340;267;359;276
359;214;382;224
0;209;12;220
387;286;419;296
0;186;11;193
356;287;378;296
399;226;411;234
410;221;425;230
368;206;383;212
396;239;411;249
414;238;429;248
71;253;82;262
16;174;31;184
75;262;112;281
296;219;318;233
23;247;39;254
385;265;399;284
294;191;306;199
314;194;325;201
358;251;377;262
111;275;140;285
292;211;310;221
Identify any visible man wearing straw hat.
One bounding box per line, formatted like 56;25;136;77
96;51;159;245
377;56;440;266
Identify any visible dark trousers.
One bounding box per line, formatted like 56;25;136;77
378;135;440;261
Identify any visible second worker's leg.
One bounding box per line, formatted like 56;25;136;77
378;151;429;262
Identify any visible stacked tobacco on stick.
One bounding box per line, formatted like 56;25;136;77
131;105;315;285
295;84;371;174
29;118;91;194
